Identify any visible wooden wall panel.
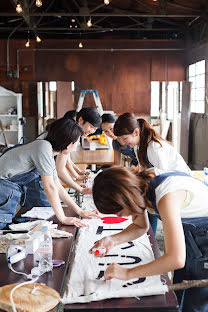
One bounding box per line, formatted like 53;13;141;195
0;39;186;116
57;81;73;118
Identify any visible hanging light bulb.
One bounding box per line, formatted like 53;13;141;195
36;0;42;7
104;0;110;5
36;35;41;42
16;3;23;13
79;42;83;48
87;18;92;28
25;39;30;48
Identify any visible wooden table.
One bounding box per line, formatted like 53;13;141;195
0;207;78;312
0;208;179;312
71;150;114;166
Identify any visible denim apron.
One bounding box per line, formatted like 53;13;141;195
0;168;39;229
112;140;138;166
23;155;57;208
148;171;208;312
143;155;159;236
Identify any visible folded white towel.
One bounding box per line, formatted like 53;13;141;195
21;206;55;220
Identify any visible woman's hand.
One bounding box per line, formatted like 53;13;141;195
75;175;88;182
61;216;86;227
89;236;115;256
80;209;100;219
80;186;92;195
104;263;129;280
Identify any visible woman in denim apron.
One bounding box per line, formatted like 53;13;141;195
90;166;208;312
0;117;98;230
101;113;159;235
113;112;191;175
113;113;192;237
101;113;138;166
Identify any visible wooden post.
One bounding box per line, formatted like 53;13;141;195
180;81;191;163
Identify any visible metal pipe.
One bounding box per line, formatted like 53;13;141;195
7;20;25;75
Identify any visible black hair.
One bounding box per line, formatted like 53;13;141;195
101;113;116;124
45;117;84;152
76;108;101;128
64;110;77;120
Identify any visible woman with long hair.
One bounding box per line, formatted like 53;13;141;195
114;112;191;174
0;117;98;230
90;166;208;312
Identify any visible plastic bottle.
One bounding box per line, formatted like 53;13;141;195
38;226;53;273
204;167;208;186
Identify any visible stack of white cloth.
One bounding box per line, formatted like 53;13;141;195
6;220;72;240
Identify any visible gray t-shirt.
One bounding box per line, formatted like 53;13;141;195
0;140;58;180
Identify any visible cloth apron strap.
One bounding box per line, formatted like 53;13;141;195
148;171;191;215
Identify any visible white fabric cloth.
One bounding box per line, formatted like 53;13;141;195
153;168;208;218
21;206;55;220
134;140;191;174
62;215;167;304
62;172;166;304
8;220;72;239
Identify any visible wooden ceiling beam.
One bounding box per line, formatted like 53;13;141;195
166;0;201;13
0;13;199;17
0;26;182;31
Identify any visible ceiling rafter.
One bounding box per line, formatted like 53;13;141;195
0;13;199;17
166;0;201;13
0;0;205;43
0;26;181;31
134;0;155;13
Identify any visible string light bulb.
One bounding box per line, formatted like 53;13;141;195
36;0;42;7
25;39;30;48
104;0;110;5
87;18;92;28
36;35;41;42
79;42;83;48
16;3;23;13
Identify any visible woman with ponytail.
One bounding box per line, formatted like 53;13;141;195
113;113;191;174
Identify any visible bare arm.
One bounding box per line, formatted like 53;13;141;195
56;153;90;194
41;175;86;227
104;190;186;280
41;176;99;226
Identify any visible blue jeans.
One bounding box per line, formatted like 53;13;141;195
0;180;22;229
174;218;208;312
24;177;50;208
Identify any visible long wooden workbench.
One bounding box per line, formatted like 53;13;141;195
0;207;179;312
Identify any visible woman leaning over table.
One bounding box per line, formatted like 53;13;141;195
113;112;191;174
0;117;98;230
101;113;138;166
90;166;208;312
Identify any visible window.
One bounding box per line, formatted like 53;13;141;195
150;81;182;120
188;60;205;113
150;81;160;117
